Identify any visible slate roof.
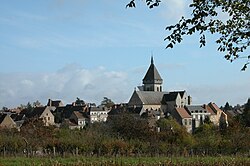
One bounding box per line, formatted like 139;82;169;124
89;106;107;112
0;114;7;124
170;91;186;98
162;92;179;102
143;57;163;84
55;105;87;119
47;99;63;107
205;103;217;115
72;111;88;119
127;107;143;114
28;107;46;118
175;108;192;118
136;91;167;105
185;105;209;114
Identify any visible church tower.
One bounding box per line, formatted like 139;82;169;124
142;56;163;92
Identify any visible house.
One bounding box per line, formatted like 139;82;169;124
53;104;88;123
170;108;193;133
89;106;109;123
67;111;88;129
47;99;64;107
0;113;16;129
185;105;211;128
205;102;228;127
29;106;55;126
161;91;192;113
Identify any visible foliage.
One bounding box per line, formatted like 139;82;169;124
32;100;42;107
193;123;222;155
101;97;115;109
224;102;233;111
156;118;195;148
0;111;250;157
241;98;250;126
127;0;250;70
107;113;151;140
75;97;85;106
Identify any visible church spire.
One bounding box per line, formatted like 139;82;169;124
143;56;163;92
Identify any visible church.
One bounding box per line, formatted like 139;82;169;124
128;56;192;115
128;57;227;132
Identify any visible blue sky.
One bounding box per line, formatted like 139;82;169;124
0;0;249;108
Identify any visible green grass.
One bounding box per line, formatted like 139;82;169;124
0;156;249;166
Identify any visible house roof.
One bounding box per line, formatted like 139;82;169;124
128;107;143;114
47;99;63;107
0;114;7;124
63;119;78;126
28;107;45;118
208;102;222;114
162;92;179;102
175;108;192;118
170;91;186;98
72;111;87;119
0;114;16;127
203;103;219;115
28;106;54;118
143;57;163;84
135;91;167;105
89;106;108;112
185;105;209;114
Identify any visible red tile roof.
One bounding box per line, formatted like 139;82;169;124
175;108;192;118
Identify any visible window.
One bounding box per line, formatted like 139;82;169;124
184;119;187;125
157;87;159;91
48;117;50;121
189;119;192;125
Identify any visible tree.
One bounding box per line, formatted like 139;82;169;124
241;98;250;126
101;97;115;109
127;0;250;70
1;106;8;112
75;97;85;106
32;100;42;107
107;112;151;140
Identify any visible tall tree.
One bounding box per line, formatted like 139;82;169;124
224;102;232;111
33;100;42;107
101;97;115;109
127;0;250;70
75;97;85;106
242;98;250;126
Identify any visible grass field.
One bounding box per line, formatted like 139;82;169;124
0;156;249;166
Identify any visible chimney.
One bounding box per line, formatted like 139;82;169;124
47;99;52;106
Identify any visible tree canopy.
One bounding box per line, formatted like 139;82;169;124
101;97;115;109
127;0;250;70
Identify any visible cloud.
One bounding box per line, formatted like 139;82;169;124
169;80;250;107
160;0;187;21
0;64;131;108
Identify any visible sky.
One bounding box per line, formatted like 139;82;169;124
0;0;249;108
